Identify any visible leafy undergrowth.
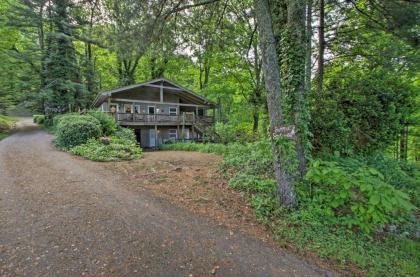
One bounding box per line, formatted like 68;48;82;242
161;141;228;155
45;112;142;162
70;137;142;161
162;141;420;276
0;115;16;141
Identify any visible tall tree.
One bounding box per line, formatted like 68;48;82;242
304;0;312;92
42;0;87;112
271;0;310;177
254;0;297;208
316;0;325;94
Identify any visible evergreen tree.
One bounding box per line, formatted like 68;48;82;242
42;0;87;114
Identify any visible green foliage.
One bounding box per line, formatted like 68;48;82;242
55;114;101;149
160;142;228;155
32;114;45;124
229;174;276;194
305;159;416;233
52;113;84;127
0;114;16;132
53;113;142;161
114;126;137;143
70;137;142;162
222;139;274;176
87;111;118;135
274;208;420;276
214;122;236;144
312;54;418;156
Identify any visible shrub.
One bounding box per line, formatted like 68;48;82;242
0;115;16;132
70;137;142;161
305;159;416;233
87;111;118;135
115;126;137;143
53;113;89;127
160;142;228;155
55;115;101;149
229;173;276;194
222;139;274;176
33;114;45;124
215;122;236;144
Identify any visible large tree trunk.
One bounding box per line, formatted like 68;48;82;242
317;0;325;94
254;0;297;208
287;0;309;177
305;0;313;92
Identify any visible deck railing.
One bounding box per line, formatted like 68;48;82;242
114;112;214;125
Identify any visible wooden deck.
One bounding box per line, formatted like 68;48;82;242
115;113;214;126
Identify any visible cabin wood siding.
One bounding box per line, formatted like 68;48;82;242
132;126;191;148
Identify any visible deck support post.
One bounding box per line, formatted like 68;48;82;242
160;82;163;103
177;125;180;140
181;113;185;140
155;125;158;148
192;112;195;141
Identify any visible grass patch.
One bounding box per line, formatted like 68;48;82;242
0;131;11;141
161;141;420;276
0;114;16;131
0;115;16;141
160;141;228;155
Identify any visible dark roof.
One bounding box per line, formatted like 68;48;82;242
92;77;215;107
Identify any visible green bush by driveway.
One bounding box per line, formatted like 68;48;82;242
52;112;142;162
55;114;102;149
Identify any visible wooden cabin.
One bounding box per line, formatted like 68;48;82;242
92;78;216;148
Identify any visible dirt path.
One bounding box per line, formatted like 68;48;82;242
0;118;334;276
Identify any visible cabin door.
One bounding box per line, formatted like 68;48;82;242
149;129;156;147
134;129;141;143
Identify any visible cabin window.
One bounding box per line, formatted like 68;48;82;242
148;106;155;114
168;129;177;140
197;108;204;117
169;107;177;116
134;105;141;114
110;103;119;113
124;104;132;113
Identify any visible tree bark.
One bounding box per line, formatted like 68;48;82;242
304;0;313;92
287;0;309;178
317;0;325;94
254;0;297;208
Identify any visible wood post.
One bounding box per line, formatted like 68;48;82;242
192;112;196;140
182;113;185;140
177;125;180;140
155;125;158;148
160;82;163;103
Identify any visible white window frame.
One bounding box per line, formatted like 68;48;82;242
123;103;133;113
168;129;177;140
148;106;155;114
110;103;119;112
169;107;177;116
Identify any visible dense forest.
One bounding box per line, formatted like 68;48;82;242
0;0;419;275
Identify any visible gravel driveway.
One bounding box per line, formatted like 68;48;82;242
0;118;334;276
